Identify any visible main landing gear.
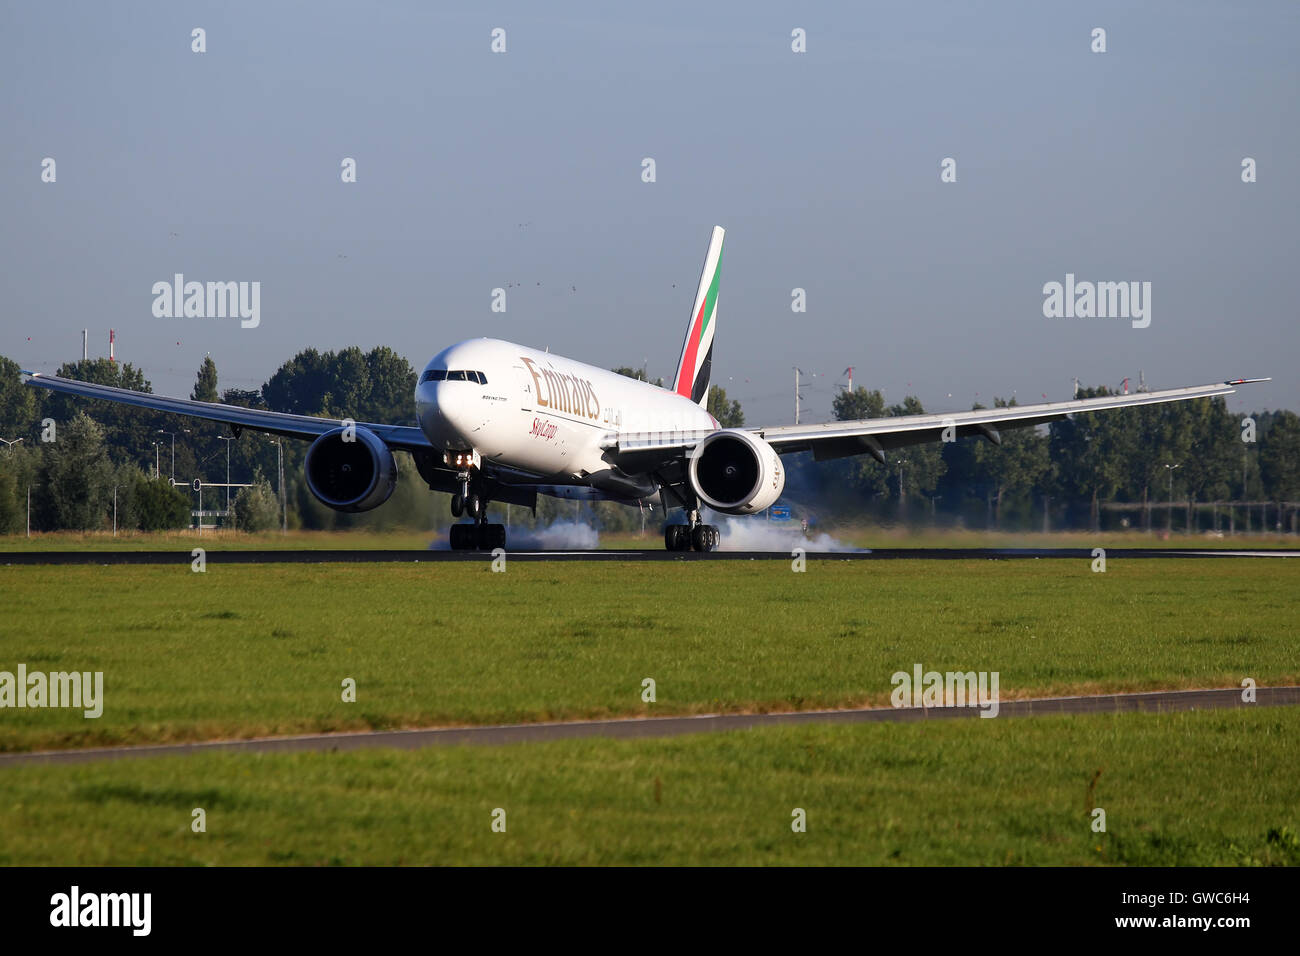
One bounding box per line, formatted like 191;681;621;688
448;468;506;551
664;508;719;552
449;522;506;551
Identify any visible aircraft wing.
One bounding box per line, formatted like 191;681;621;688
20;371;432;452
606;379;1267;471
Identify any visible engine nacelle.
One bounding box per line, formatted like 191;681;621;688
304;425;398;513
687;429;785;515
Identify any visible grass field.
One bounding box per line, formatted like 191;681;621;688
1;709;1296;865
2;526;1297;551
0;558;1295;752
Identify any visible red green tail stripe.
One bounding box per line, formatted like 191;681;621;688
677;300;707;397
676;249;723;398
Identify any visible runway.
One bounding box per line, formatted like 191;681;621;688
4;547;1299;565
1;686;1294;767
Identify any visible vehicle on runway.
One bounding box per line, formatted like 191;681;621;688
21;226;1268;551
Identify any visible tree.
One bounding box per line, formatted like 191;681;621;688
132;473;191;530
0;355;42;438
263;348;331;416
1125;402;1190;529
44;359;159;473
612;366;664;388
231;476;279;531
51;358;149;396
706;385;744;427
833;387;884;422
364;346;420;424
191;357;220;403
971;398;1052;528
1173;398;1238;528
1260;410;1300;502
221;387;265;409
0;465;20;534
262;346;417;421
257;346;417;530
1049;386;1138;531
825;389;945;510
0;443;41;534
39;412;115;530
884;396;947;499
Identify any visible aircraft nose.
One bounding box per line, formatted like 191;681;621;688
417;381;474;444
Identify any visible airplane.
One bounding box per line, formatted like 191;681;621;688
21;225;1268;552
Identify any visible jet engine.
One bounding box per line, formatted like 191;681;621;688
687;429;785;515
304;425;398;513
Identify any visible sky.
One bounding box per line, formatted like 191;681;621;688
2;1;1296;426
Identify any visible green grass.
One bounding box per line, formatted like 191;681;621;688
2;526;1296;551
1;709;1296;865
831;526;1300;551
0;528;440;552
0;559;1295;751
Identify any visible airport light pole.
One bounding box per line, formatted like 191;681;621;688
157;429;190;483
151;441;160;479
895;458;907;521
217;435;235;511
265;437;286;533
1164;463;1181;532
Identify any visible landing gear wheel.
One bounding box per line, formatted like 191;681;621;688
481;523;506;550
466;494;483;520
450;494;463;518
665;525;692;551
449;522;506;551
691;524;719;552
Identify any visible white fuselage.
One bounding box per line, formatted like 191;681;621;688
414;338;717;482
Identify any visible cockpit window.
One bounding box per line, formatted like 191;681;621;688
421;369;486;384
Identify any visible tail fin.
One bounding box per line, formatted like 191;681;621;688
672;225;724;406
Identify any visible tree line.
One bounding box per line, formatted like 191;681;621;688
790;384;1300;533
0;348;423;534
